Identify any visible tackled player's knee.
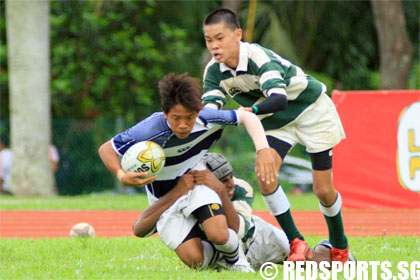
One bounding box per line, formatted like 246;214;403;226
206;228;229;245
178;249;204;268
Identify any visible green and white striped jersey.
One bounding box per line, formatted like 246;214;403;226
231;177;255;242
203;42;326;129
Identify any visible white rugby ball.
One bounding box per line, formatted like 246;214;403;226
70;222;95;238
121;141;166;178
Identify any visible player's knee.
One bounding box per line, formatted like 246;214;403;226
313;185;335;205
206;228;229;245
258;180;278;195
180;250;204;268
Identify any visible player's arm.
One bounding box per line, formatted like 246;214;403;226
237;110;277;183
190;170;239;232
98;140;156;188
250;93;287;114
132;174;195;237
242;62;288;114
202;66;227;110
231;179;255;240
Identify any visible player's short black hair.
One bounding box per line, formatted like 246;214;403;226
203;8;241;31
158;73;203;113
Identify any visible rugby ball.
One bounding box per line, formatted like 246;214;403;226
70;222;95;238
121;141;166;178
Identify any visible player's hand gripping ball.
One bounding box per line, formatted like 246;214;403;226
70;222;96;238
121;141;166;178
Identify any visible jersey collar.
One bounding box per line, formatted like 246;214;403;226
219;41;248;73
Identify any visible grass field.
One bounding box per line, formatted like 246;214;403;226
1;236;418;280
1;193;419;280
0;192;320;210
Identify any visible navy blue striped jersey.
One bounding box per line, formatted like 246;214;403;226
112;108;239;198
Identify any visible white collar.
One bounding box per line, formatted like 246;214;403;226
219;41;248;73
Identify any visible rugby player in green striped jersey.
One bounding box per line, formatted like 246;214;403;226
202;8;349;264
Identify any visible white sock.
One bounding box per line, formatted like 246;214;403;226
262;185;291;216
200;240;220;268
319;192;342;217
214;229;239;264
235;243;251;267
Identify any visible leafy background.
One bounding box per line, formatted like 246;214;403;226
0;0;418;194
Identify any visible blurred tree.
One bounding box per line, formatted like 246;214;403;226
48;1;214;124
371;0;413;89
247;1;378;90
241;1;417;91
6;0;56;196
0;0;418;123
222;0;241;12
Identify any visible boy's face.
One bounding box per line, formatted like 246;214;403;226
164;104;199;139
220;173;235;198
204;21;242;69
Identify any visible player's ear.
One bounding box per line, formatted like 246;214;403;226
163;109;168;119
235;28;243;41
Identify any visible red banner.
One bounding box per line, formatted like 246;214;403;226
332;90;420;208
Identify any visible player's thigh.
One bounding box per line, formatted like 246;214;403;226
157;212;197;251
265;129;295;161
182;184;222;217
155;195;198;251
295;93;345;153
182;161;222;217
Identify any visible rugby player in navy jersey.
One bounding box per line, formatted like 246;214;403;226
98;73;277;272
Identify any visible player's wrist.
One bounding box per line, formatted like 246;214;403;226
117;169;126;182
252;105;259;114
256;147;270;154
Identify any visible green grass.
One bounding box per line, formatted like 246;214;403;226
1;194;417;279
0;192;319;211
0;193;151;210
1;236;418;280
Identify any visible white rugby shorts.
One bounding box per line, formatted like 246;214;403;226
265;92;346;153
146;161;221;251
245;215;290;269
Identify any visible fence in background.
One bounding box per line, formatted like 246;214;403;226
1;119;121;195
1;119;312;195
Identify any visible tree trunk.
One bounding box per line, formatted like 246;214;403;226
6;0;56;196
222;0;241;12
371;0;413;89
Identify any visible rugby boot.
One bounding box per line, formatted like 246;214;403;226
316;240;356;265
288;238;313;262
331;246;349;264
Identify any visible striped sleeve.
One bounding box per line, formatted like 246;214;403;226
112;113;169;156
249;44;288;97
258;63;287;97
232;178;255;240
234;201;253;240
203;63;227;109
